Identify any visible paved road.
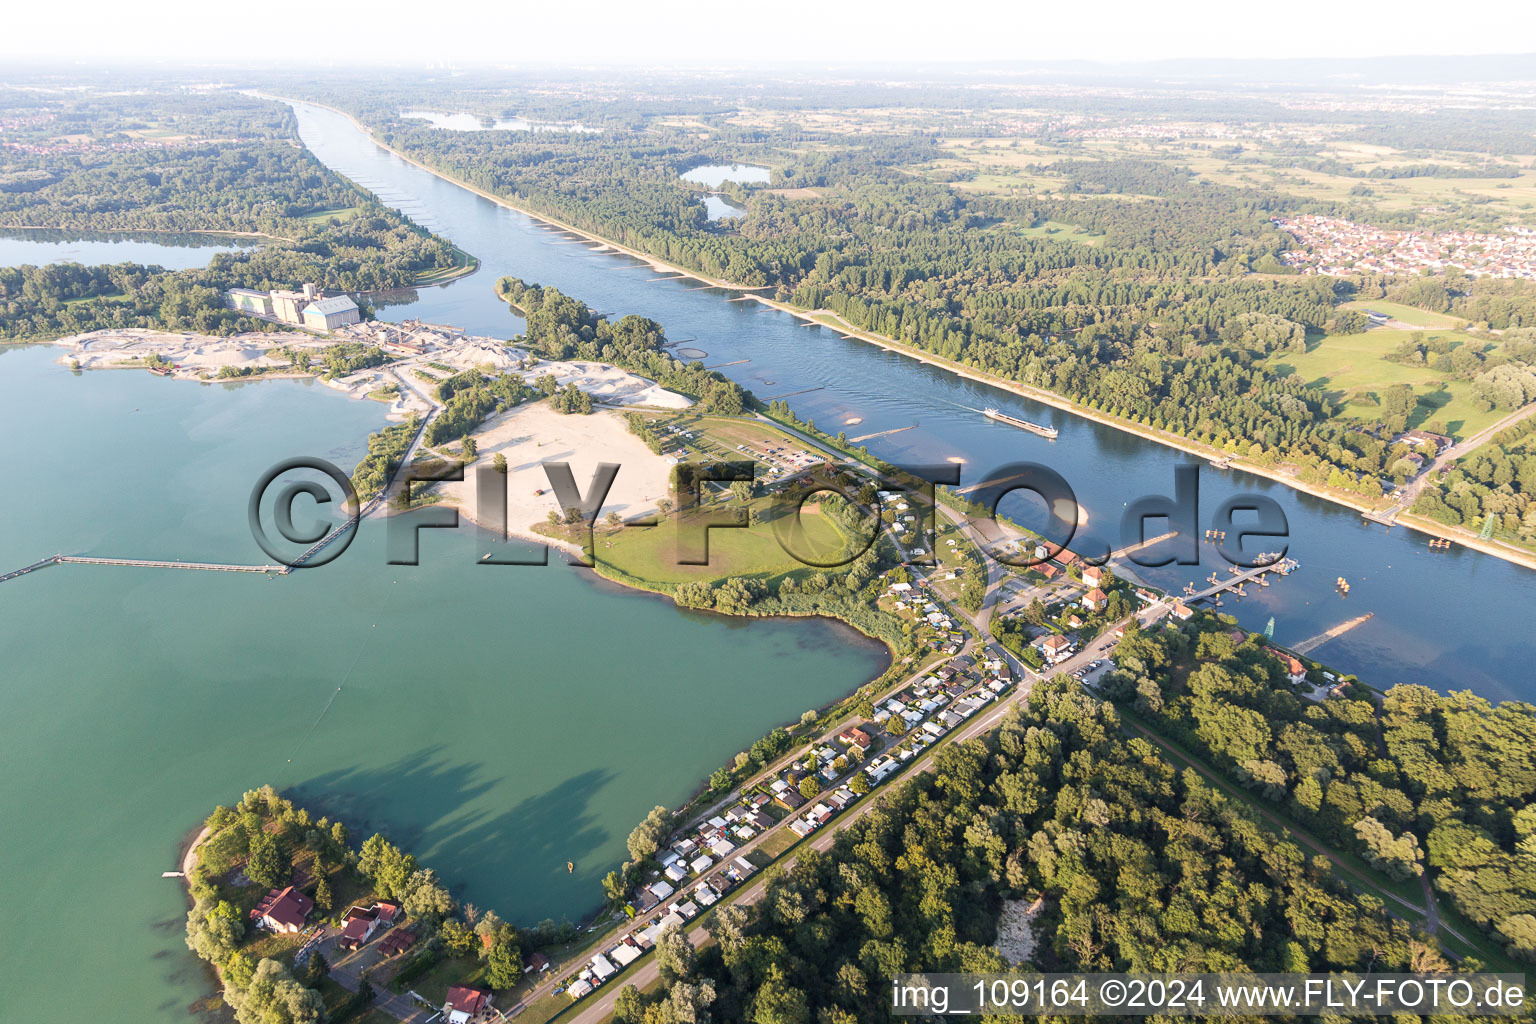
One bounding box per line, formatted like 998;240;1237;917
1384;400;1536;518
554;602;1155;1024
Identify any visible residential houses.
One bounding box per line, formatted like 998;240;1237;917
1277;214;1536;279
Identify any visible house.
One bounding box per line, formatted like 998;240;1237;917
1271;651;1309;685
838;726;871;749
524;951;551;974
1037;563;1060;581
646;880;676;902
590;954;617;981
443;985;492;1024
1170;601;1195;622
301;295;361;331
1082;588;1108;613
1067;614;1085;630
1035;634;1073;664
1055;549;1079;567
1082;565;1105;589
1399;429;1452;453
250;886;312;933
337;905;383;951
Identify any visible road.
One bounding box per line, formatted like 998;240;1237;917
554;603;1157;1024
1382;399;1536;519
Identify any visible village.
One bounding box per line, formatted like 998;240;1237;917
1277;214;1536;279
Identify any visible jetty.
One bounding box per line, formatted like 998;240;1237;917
57;556;283;573
1183;556;1299;603
848;425;917;444
0;555;62;583
764;386;826;401
1292;613;1375;655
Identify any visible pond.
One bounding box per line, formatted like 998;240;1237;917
680;163;771;187
0;229;255;270
701;194;747;220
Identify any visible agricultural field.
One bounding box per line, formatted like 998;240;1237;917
1267;327;1505;438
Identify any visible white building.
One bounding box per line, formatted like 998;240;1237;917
302;295;361;331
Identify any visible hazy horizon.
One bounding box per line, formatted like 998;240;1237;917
6;0;1536;69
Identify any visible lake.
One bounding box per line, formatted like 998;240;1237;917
0;345;885;1021
0;229;254;270
287;97;1536;701
680;163;771;188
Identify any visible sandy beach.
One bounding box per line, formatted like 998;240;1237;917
434;402;675;543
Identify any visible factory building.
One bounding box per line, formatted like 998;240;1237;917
226;289;273;316
301;295;361;331
226;282;359;332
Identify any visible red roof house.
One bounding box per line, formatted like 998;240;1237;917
837;726;871;749
444;985;492;1024
250;886;313;933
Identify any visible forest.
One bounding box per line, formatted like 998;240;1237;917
1413;413;1536;545
1100;614;1536;964
497;277;747;413
608;678;1491;1024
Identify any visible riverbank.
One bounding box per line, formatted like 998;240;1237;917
283;93;1536;576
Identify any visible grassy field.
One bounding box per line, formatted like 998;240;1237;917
1267;328;1503;438
301;206;363;223
595;499;852;586
1014;219;1102;245
1338;299;1465;328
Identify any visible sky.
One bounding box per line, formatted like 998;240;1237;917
3;0;1533;65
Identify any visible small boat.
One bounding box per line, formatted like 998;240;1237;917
982;408;1058;439
567;861;574;873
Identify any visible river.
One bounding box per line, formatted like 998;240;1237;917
290;98;1536;702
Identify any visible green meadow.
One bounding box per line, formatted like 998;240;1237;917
1268;327;1503;438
